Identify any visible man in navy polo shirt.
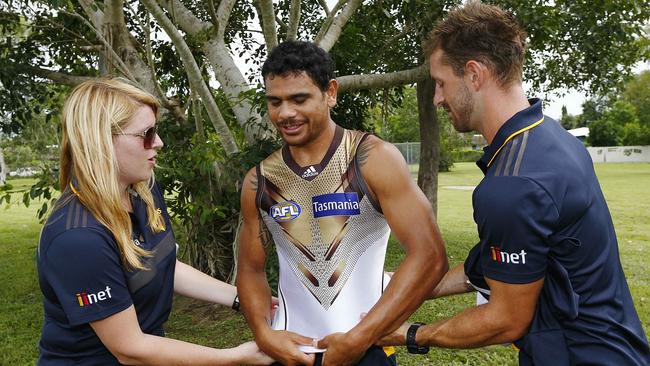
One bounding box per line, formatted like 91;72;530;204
379;2;649;365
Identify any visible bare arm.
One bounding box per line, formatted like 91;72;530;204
90;305;271;365
429;263;473;299
174;260;237;307
379;277;544;348
320;137;448;365
236;168;314;366
387;263;472;299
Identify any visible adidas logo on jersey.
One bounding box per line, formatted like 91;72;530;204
301;166;319;178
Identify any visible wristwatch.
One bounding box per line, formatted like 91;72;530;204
231;294;240;311
406;322;429;354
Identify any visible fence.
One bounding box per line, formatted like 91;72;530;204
393;142;421;165
587;146;650;163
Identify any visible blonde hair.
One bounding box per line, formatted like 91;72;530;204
58;78;165;270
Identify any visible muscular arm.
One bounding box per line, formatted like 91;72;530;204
236;168;274;337
429;263;473;299
236;168;313;365
381;276;544;348
320;137;448;364
91;305;269;365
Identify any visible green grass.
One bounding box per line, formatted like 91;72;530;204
1;163;648;365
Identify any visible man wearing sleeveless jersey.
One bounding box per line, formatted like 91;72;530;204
236;41;448;366
377;2;649;365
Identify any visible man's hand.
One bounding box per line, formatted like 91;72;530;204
375;322;409;347
317;332;367;366
257;329;315;366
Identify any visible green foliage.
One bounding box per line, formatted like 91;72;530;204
500;0;650;95
451;149;483;163
368;87;470;171
155;115;280;280
588;118;622;147
575;99;607;127
369;88;418;143
603;101;639;127
622;70;650;127
560;105;576;130
582;71;650;146
438;110;468;172
622;122;650;146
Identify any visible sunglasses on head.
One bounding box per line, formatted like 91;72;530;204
113;125;158;149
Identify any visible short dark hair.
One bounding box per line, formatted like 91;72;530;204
424;0;527;87
262;40;335;91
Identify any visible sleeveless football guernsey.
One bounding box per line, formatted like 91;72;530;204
256;126;391;352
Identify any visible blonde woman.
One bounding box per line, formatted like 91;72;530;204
36;78;272;365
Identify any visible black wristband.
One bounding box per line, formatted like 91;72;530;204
231;294;240;311
406;322;429;354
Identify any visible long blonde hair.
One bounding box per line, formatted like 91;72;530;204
58;78;166;270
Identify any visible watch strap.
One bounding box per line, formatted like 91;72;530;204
406;322;429;354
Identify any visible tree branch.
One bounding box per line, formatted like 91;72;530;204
313;0;349;45
276;15;288;30
206;0;220;31
215;0;238;40
315;0;363;52
286;0;301;41
337;64;429;93
142;0;239;155
157;0;211;36
23;65;94;86
77;0;104;30
58;8;138;83
316;0;330;15
256;0;278;50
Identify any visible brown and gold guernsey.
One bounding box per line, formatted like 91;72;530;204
256;126;391;352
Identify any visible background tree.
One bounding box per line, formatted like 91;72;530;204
560;105;576;130
623;71;650;125
1;0;648;279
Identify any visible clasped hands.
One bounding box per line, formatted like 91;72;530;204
258;324;410;366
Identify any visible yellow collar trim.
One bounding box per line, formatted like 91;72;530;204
69;182;80;197
487;116;544;167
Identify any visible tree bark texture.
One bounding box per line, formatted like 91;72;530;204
0;146;7;186
416;77;440;215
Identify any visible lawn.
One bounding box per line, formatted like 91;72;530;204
1;162;648;365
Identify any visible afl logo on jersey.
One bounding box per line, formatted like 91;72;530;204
270;201;302;222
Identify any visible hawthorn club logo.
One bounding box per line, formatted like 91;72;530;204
490;246;527;264
76;286;113;307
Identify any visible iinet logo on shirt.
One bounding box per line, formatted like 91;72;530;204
76;286;113;307
490;246;527;264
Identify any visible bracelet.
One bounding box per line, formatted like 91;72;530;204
231;294;240;311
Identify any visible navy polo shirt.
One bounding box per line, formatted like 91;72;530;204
465;99;649;365
37;183;177;365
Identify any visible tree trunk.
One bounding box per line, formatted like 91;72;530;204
0;145;7;186
416;77;440;215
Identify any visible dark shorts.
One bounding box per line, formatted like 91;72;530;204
271;346;397;366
